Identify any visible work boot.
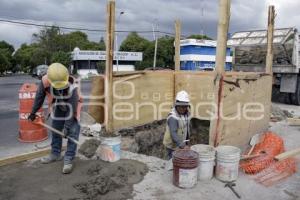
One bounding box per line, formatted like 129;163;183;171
40;154;62;164
62;162;73;174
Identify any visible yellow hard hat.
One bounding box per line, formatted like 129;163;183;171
47;63;69;89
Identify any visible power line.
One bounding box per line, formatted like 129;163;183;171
0;18;180;36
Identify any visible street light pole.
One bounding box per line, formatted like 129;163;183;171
152;19;158;70
115;11;124;71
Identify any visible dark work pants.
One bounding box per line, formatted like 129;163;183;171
51;107;80;163
166;148;174;160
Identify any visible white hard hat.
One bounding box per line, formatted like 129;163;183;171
175;90;190;106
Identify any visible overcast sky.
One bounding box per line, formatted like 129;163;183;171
0;0;299;49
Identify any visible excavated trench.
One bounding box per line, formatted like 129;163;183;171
79;118;210;160
119;118;210;159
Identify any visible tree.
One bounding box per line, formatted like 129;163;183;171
187;34;213;40
120;32;150;52
13;43;41;72
0;50;10;74
0;41;15;74
98;37;106;50
51;51;71;66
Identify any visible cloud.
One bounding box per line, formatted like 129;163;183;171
0;0;298;49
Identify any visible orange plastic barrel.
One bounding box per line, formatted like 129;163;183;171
19;83;48;142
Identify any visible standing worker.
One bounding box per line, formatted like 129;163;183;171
27;63;82;174
163;90;191;159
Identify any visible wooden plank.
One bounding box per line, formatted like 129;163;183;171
287;118;300;126
174;20;181;71
113;71;145;77
266;6;275;74
105;0;115;133
275;147;300;161
0;146;66;167
215;0;230;74
209;0;231;147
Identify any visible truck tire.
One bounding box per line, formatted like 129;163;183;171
290;77;300;105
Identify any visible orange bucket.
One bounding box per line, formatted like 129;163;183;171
18;83;48;142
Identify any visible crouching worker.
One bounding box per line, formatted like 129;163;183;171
27;63;81;174
163;90;191;159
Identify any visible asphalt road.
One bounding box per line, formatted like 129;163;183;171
0;75;91;155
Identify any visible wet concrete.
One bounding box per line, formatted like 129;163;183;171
0;159;148;200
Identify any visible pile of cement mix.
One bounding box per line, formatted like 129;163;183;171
271;105;293;121
74;159;148;199
78;138;101;158
0;159;148;200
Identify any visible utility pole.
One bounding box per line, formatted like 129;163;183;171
152;19;158;70
115;11;124;71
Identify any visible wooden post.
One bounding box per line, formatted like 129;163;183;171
209;0;231;147
174;20;181;71
215;0;230;74
266;6;275;74
105;0;115;133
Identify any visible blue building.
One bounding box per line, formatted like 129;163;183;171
180;39;232;71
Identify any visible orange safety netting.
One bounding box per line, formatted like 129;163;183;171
240;132;284;174
240;132;297;186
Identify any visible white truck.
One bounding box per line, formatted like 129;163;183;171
228;28;300;105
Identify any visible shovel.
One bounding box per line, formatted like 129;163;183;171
247;134;260;156
34;120;80;145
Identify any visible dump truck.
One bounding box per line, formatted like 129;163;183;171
228;28;300;105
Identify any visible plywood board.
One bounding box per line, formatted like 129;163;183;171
112;71;174;129
94;70;272;148
218;74;272;147
175;72;216;120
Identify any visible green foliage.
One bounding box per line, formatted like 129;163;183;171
121;33;175;70
187;34;213;40
120;32;150;52
13;26;106;72
51;51;71;67
0;41;14;74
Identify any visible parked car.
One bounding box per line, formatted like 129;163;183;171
32;65;48;79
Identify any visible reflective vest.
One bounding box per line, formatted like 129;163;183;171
163;108;190;150
41;75;82;120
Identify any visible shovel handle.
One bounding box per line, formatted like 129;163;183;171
247;145;255;156
34;121;80;145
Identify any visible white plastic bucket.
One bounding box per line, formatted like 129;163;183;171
191;144;216;181
98;135;121;162
215;145;241;182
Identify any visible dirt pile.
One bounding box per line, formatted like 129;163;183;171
120;118;210;159
79;118;210;160
271;105;293;121
0;159;148;200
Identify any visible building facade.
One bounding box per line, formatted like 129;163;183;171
71;47;143;78
180;39;232;71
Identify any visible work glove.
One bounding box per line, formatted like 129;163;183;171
28;113;37;121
